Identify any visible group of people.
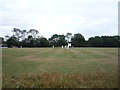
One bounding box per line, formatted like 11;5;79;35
53;43;72;49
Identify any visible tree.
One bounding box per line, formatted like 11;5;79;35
0;37;4;47
22;35;36;47
4;28;120;48
0;37;4;44
101;36;119;47
71;33;85;47
21;30;27;40
12;28;21;40
49;34;59;47
5;35;10;41
88;36;102;47
57;35;67;46
6;36;20;47
88;35;120;47
36;37;50;47
28;29;39;39
49;34;67;47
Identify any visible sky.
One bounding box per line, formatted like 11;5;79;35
0;0;119;40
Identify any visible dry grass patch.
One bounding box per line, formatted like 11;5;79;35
3;72;118;88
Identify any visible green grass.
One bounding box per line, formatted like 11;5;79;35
2;48;118;88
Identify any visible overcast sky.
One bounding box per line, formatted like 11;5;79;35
0;0;119;40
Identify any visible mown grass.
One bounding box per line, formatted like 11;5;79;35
2;48;118;88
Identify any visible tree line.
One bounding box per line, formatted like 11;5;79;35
1;28;120;47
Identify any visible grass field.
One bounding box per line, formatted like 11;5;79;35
2;48;118;88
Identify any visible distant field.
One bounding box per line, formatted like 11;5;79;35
2;48;118;88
